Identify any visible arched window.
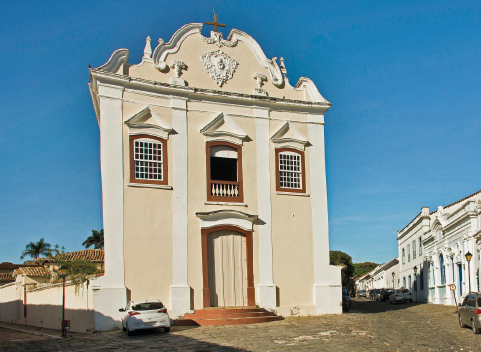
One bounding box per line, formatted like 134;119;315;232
129;135;168;185
439;254;445;285
206;142;243;202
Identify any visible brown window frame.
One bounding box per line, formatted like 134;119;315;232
275;148;306;194
129;134;168;186
206;141;243;203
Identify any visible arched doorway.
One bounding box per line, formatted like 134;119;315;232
201;226;255;307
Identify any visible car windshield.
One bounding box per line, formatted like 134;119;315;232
376;289;382;293
384;289;393;293
131;302;164;311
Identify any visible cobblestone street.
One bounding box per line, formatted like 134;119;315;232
1;298;479;351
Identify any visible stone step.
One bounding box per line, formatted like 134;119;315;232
184;311;275;319
180;315;283;326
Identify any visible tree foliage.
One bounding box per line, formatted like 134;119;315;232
20;238;52;260
82;229;104;249
329;250;355;287
353;262;379;278
50;245;102;295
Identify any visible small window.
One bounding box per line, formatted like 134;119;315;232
402;248;405;264
130;135;168;185
419;236;422;255
413;240;416;259
408;245;411;262
275;148;306;194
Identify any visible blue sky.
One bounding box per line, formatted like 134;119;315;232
1;1;480;264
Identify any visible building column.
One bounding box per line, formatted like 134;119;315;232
92;82;127;331
170;97;191;318
255;107;276;311
308;114;342;315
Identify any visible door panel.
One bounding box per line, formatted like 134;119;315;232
207;230;247;307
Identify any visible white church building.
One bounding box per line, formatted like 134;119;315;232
88;22;341;329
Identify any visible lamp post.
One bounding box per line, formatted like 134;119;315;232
465;252;472;293
413;266;418;302
392;272;395;290
59;265;68;337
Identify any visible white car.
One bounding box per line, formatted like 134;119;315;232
389;289;405;304
119;299;170;336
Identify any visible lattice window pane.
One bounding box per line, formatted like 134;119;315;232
279;152;301;189
134;140;163;181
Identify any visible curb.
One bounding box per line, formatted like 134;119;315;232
0;324;62;339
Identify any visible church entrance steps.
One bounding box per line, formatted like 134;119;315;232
175;307;283;326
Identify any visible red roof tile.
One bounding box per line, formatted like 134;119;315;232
34;249;104;263
13;267;51;278
0;273;14;282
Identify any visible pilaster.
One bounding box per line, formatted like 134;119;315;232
170;96;191;318
255;107;276;311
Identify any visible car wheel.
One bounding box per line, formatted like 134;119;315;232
459;314;466;328
127;323;134;336
164;327;171;333
473;320;481;334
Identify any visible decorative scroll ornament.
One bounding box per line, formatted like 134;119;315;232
200;50;238;87
201;31;238;48
169;60;187;78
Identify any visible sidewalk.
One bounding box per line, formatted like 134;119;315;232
0;321;80;339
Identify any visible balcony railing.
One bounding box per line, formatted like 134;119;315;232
210;181;239;198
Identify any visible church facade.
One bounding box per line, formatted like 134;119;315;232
88;23;341;329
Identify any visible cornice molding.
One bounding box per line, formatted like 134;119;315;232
124;106;173;139
196;210;258;231
295;77;330;103
200;112;248;145
270;121;308;151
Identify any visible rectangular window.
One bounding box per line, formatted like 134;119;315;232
403;277;406;288
408;245;411;262
413;240;416;259
130;135;168;185
419;236;422;255
408;275;412;291
402;248;405;264
275;149;306;194
420;269;424;290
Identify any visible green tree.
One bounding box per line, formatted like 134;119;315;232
82;229;104;249
329;250;355;287
20;238;52;260
353;262;378;278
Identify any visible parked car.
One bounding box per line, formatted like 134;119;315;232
357;290;367;298
389;289;405;304
120;299;170;336
458;293;481;334
402;289;413;302
380;288;394;302
342;290;352;311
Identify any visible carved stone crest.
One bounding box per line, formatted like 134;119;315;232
201;31;238;48
200;50;238;87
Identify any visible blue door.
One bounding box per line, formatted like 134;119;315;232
458;264;463;297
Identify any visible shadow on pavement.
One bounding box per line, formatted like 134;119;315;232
346;297;426;314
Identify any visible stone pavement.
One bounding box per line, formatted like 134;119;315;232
0;298;479;351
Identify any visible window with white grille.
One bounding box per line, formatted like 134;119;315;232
279;152;302;189
134;140;163;181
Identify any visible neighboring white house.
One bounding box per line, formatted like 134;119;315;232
397;189;481;305
370;258;399;290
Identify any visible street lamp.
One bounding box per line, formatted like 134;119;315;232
392;272;395;290
413;266;418;302
465;252;472;293
59;265;68;337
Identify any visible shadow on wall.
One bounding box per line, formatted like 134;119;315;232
0;300;111;333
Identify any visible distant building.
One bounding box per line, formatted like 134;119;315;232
397;189;481;304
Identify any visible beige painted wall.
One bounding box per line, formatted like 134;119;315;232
122;101;174;310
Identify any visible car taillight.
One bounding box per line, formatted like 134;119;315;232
158;308;167;313
128;311;140;317
475;309;481;315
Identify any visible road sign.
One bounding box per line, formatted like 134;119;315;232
449;284;456;291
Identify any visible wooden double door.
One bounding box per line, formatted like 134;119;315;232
202;226;255;307
207;230;247;307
